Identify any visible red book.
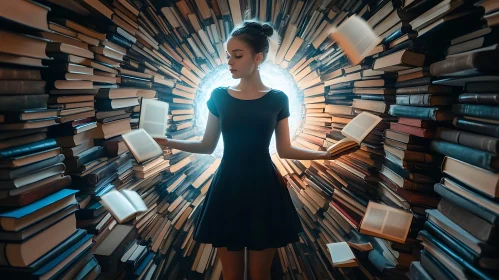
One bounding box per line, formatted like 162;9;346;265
398;117;435;128
390;122;435;138
329;200;360;228
379;173;440;208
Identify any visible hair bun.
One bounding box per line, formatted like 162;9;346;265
262;23;273;37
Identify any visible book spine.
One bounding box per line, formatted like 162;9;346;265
0;81;46;95
434;183;498;225
396;85;431;94
453;117;499;138
458;93;499;104
390;122;434;138
107;33;133;49
395;77;432;88
0;69;41;80
0;95;48;111
85;161;118;185
0;176;71;207
396;94;432;106
438;200;495;243
430;52;499;77
421;229;495;279
396;187;439;206
0;154;65;180
420;249;454;280
421;226;478;266
436;128;499;154
119;77;152;89
76;146;106;167
453;104;499;121
404;150;434;163
0;139;57;159
430;140;498;172
389;105;438;120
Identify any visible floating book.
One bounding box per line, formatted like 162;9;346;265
359;202;413;244
326;242;358;267
100;189;148;224
139;98;169;138
122;128;163;164
326;112;382;157
329;15;382;65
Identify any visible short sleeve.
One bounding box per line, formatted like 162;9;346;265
277;93;290;122
207;90;219;117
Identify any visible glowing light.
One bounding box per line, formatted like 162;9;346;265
195;62;305;158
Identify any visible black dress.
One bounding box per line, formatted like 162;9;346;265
193;86;304;251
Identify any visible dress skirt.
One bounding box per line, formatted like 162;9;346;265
193;151;304;251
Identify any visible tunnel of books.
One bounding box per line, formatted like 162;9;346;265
0;0;498;279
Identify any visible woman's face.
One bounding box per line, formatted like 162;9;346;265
226;36;262;79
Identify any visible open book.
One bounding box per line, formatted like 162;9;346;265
327;112;382;157
360;202;413;244
329;15;382;65
326;242;358;267
100;189;148;224
122;128;164;163
139;98;169;138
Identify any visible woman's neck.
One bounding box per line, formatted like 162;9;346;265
235;69;269;92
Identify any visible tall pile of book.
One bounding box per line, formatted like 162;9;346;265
0;1;99;279
402;0;499;278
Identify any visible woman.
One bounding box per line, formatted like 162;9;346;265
155;20;343;280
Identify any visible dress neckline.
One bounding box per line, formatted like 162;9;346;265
225;86;273;101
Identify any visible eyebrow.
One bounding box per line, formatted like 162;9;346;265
227;49;244;53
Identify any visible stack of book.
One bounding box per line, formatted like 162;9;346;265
0;189;95;279
0;2;102;279
167;101;195;134
404;2;499;277
375;0;495;277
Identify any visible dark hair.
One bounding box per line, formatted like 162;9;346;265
229;20;276;62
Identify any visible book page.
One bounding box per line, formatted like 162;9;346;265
329;15;382;65
341;112;382;144
326;242;357;267
121;189;148;212
100;190;137;223
122;129;163;163
139;98;169;138
360;202;413;244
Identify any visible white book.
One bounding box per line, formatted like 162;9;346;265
122;128;163;163
100;189;148;224
326;112;382;157
329;15;382;65
326;242;358;267
360;202;413;244
139;98;169;138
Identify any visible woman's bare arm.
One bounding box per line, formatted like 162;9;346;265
275;117;330;160
154;112;221;154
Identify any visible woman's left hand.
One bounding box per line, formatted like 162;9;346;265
319;148;356;160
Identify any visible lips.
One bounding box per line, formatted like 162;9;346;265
230;69;237;73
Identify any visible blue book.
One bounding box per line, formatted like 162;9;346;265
133;251;154;277
32;234;93;279
0;189;78;231
0;139;57;159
